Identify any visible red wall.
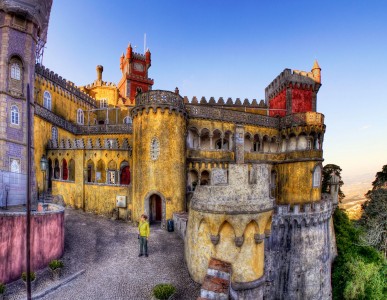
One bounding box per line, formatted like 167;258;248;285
291;88;312;113
0;209;64;283
269;89;287;117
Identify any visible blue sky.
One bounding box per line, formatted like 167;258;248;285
43;0;387;184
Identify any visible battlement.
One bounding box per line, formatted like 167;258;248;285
132;52;146;61
35;64;97;108
265;65;321;102
84;81;117;88
183;96;267;108
272;195;335;228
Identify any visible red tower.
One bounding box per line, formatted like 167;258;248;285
266;61;321;117
118;44;154;105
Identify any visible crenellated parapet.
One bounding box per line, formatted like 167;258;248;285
184;96;267;108
35;64;97;108
272;195;335;228
131;90;187;118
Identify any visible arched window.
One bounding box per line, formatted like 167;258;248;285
123;116;132;124
10;63;21;80
10;159;20;173
187;170;199;191
11;105;19;125
62;159;68;180
200;170;210;186
120;161;130;185
54;159;60;179
43;91;52;110
313;165;322;187
96;159;105;183
52;126;58;142
107;160;117;184
68;159;75;181
77;109;84;125
87;160;95;183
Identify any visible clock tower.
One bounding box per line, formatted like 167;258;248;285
118;44;154;105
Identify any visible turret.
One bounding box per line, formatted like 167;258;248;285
311;60;321;83
126;43;132;60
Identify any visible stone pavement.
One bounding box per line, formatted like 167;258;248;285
6;208;200;300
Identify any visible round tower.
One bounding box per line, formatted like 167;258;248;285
131;90;187;227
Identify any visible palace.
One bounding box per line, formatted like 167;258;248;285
0;1;339;299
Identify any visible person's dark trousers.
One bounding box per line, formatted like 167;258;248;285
139;236;148;255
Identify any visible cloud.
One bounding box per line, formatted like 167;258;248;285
360;125;370;130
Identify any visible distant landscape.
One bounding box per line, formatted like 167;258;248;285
340;172;374;219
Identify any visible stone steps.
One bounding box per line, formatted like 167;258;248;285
198;258;232;300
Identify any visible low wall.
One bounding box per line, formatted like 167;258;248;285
173;212;188;239
0;204;65;283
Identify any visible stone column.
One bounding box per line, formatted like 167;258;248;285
209;134;213;150
235;125;244;164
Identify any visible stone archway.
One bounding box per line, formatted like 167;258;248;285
144;191;166;229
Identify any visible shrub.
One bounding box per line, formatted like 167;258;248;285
49;260;64;270
0;282;5;294
153;283;176;300
21;271;36;282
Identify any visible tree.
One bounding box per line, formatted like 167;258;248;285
369;164;387;192
322;164;345;201
360;189;387;259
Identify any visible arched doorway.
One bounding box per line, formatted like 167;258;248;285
144;192;166;228
150;194;162;223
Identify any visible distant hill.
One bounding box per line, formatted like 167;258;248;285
339;172;374;219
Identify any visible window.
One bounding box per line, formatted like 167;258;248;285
10;158;21;173
313;165;321;187
123;116;132;124
11;63;21;80
100;98;108;108
77;109;84;125
107;171;116;184
43;91;52;110
11;105;19;125
52;126;58;142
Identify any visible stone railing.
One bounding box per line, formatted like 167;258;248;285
35;104;133;135
35;103;79;134
187;105;279;128
78;124;132;135
132;90;186;117
279;112;325;129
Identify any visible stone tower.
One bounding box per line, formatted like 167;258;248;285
131;90;187;227
0;0;53;205
118;44;154;104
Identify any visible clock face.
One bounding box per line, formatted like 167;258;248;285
133;62;144;72
150;138;160;161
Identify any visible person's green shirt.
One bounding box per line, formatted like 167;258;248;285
138;220;150;238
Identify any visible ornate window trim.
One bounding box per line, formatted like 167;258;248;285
312;164;322;188
77;109;84;125
43;90;52;110
10;105;20;125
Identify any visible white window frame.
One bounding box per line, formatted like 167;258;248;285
100;98;108;108
77;109;84;125
313;165;321;187
43;91;52;110
107;170;116;184
11;105;19;125
10;158;21;173
11;63;21;80
52;126;58;142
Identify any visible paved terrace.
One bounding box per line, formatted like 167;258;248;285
6;208;200;300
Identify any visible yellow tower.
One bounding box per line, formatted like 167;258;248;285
131;90;187;227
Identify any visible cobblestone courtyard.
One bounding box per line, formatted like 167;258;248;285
7;208;200;300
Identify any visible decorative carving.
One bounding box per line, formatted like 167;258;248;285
150;137;160;161
211;168;227;185
235;236;244;247
210;234;220;245
254;233;265;244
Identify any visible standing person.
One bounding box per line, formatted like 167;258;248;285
138;214;150;257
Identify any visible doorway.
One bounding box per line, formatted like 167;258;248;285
149;194;162;223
